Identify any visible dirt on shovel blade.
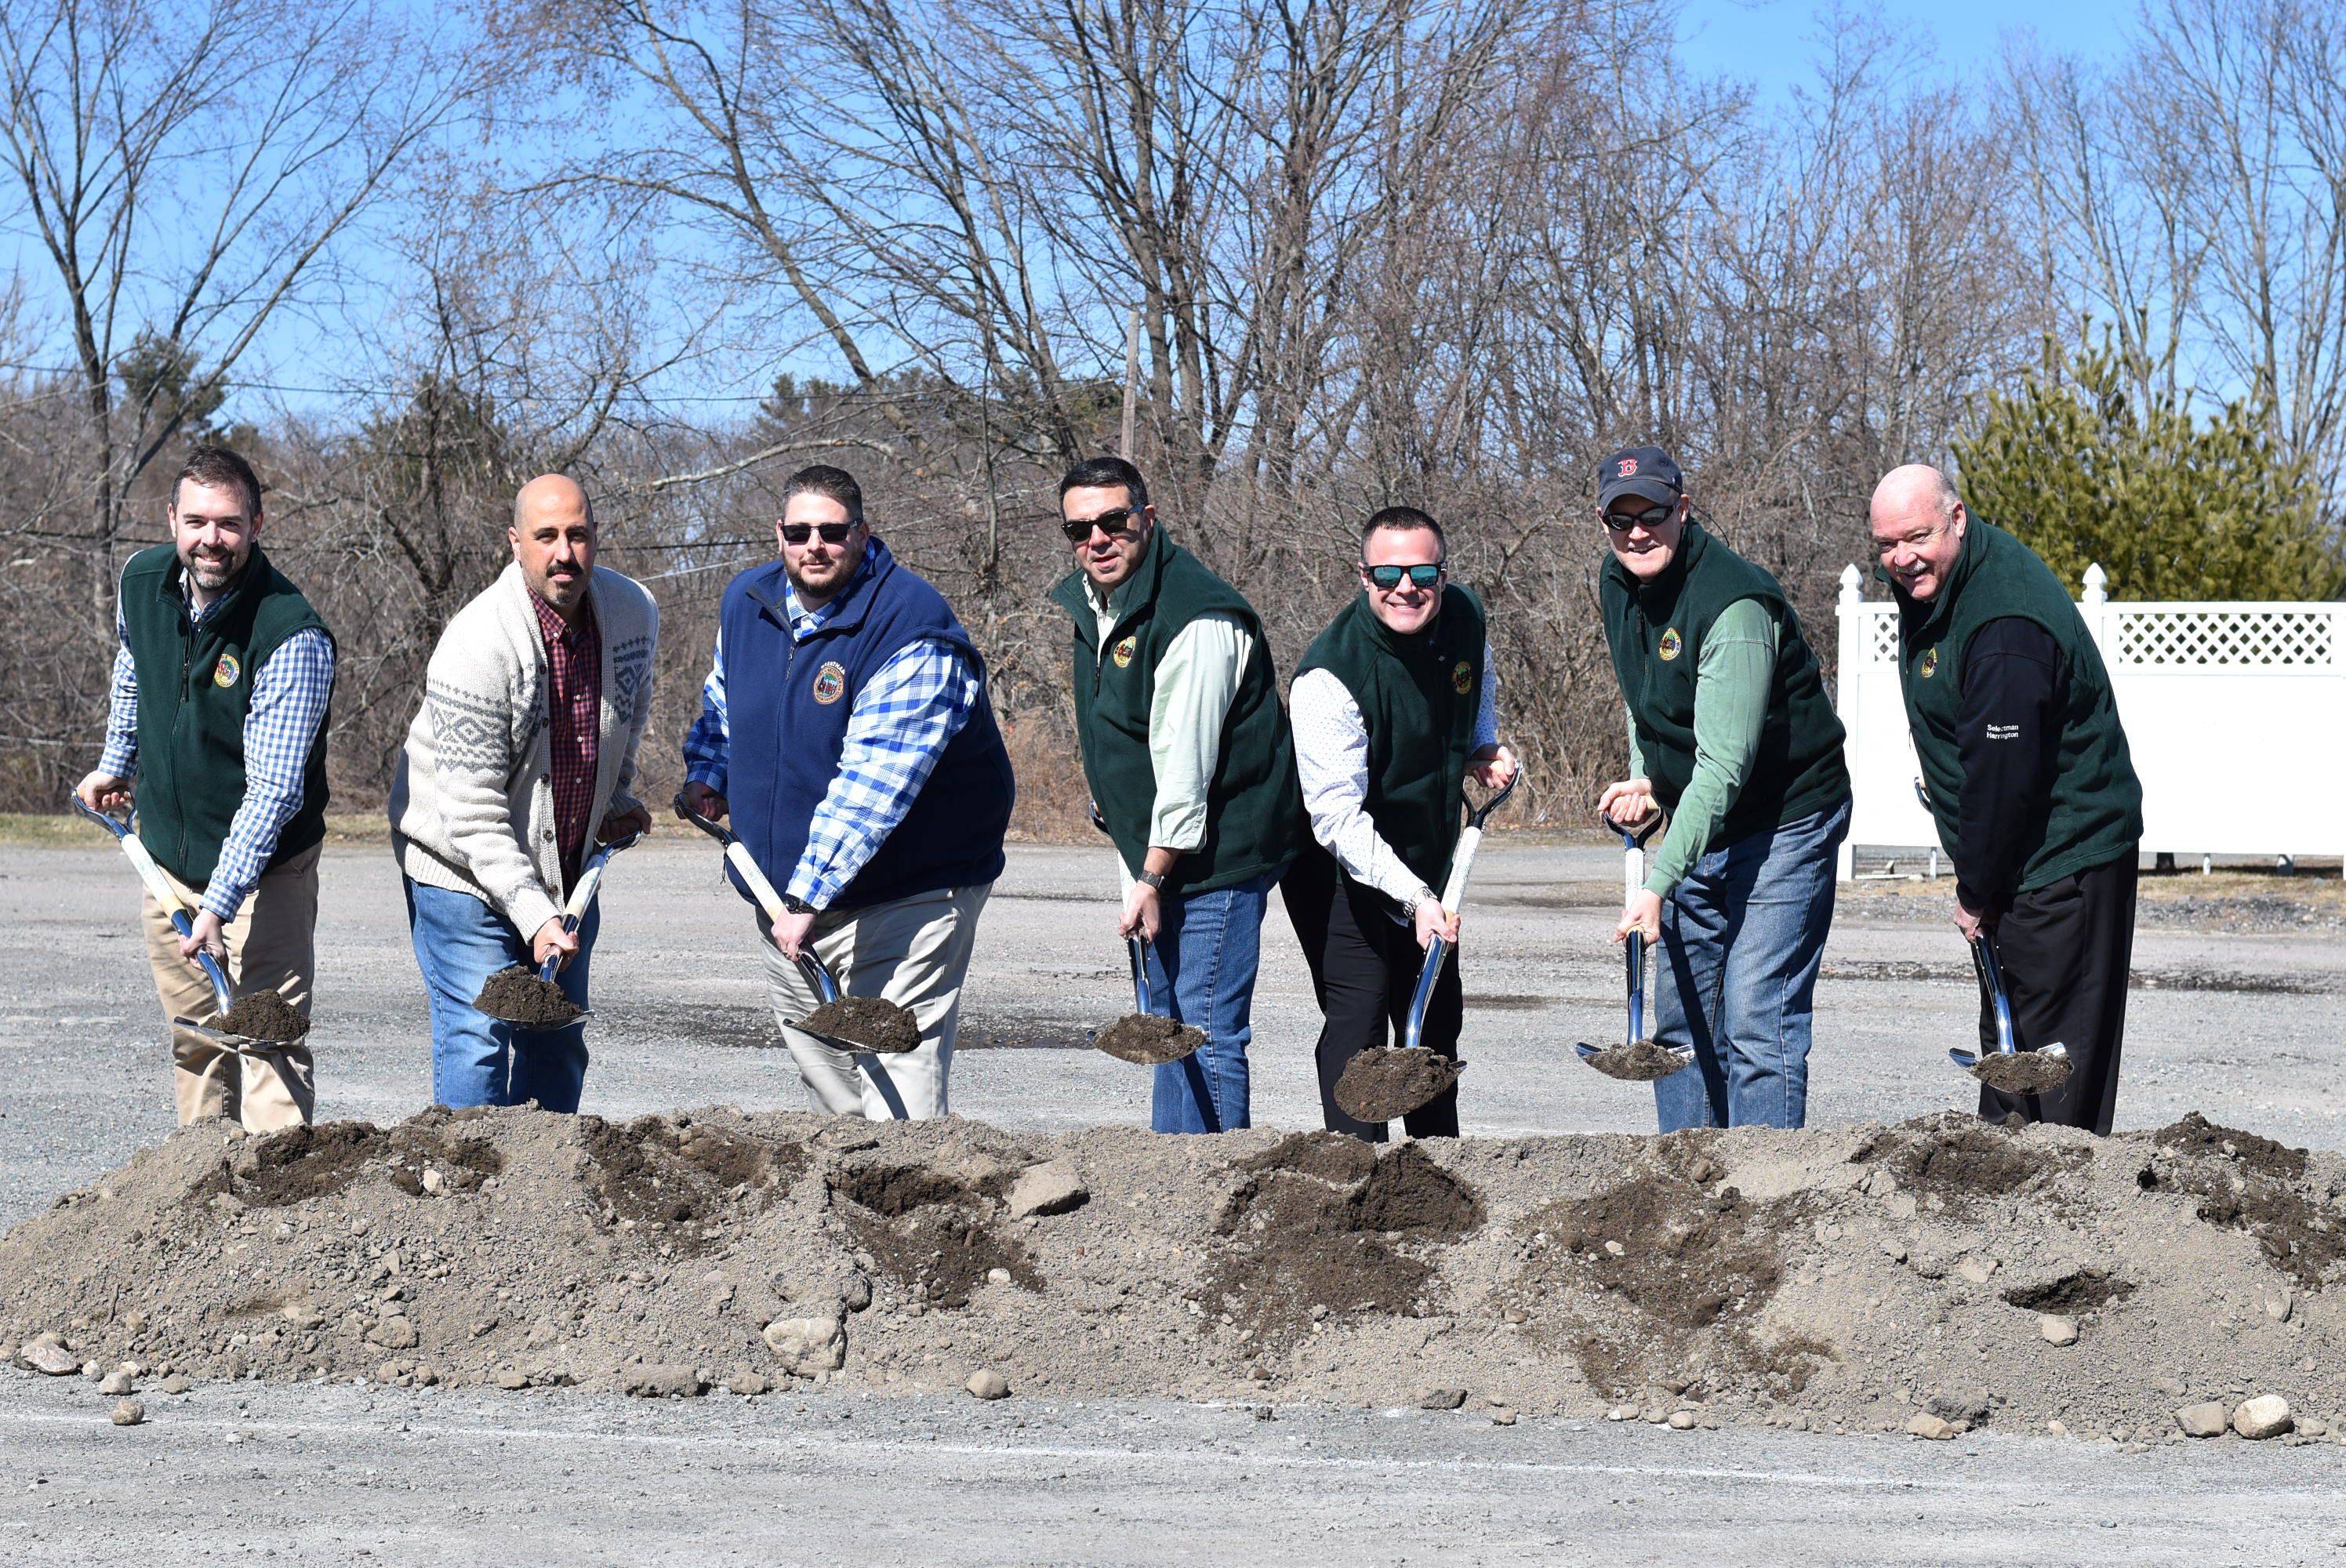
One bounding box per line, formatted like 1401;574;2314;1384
1333;1047;1461;1123
216;989;310;1043
801;996;921;1054
1971;1051;2072;1095
474;966;586;1028
1583;1039;1686;1082
1093;1012;1203;1065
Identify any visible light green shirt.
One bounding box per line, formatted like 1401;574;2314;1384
1627;597;1779;895
1085;581;1250;852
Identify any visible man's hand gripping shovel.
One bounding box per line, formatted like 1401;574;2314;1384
472;830;643;1029
73;796;305;1048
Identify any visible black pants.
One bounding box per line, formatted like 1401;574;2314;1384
1280;847;1462;1142
1977;850;2137;1135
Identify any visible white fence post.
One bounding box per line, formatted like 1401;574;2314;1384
1834;564;1864;883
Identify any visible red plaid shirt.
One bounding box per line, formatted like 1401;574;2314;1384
532;590;601;891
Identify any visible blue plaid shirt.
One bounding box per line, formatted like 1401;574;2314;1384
100;589;336;922
682;555;979;909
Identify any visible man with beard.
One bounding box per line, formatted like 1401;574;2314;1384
1869;463;2143;1133
392;474;658;1112
76;444;337;1131
681;465;1012;1120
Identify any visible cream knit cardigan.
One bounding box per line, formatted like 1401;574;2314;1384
389;561;658;938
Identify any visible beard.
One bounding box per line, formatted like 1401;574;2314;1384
181;544;248;592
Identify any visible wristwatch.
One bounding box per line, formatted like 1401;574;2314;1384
782;893;817;915
1135;869;1168;892
1407;887;1439;916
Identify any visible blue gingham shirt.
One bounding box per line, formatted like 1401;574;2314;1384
682;556;980;909
100;586;336;923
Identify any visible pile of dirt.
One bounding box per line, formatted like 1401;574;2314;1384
474;967;584;1028
802;997;920;1054
6;1109;2346;1444
1331;1048;1459;1120
218;990;310;1042
1093;1013;1202;1065
1970;1052;2073;1095
1580;1040;1685;1082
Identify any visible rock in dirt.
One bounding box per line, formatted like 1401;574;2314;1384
1419;1388;1467;1410
2233;1396;2293;1439
368;1316;419;1350
2039;1315;2079;1346
966;1369;1009;1400
728;1370;769;1396
110;1399;143;1426
19;1339;77;1376
1580;1039;1686;1082
160;1375;191;1395
472;967;583;1029
1491;1409;1517;1426
2175;1402;2229;1438
618;1364;698;1397
1905;1414;1956;1440
1969;1052;2071;1096
98;1368;135;1396
218;989;310;1043
1091;1013;1202;1065
801;996;920;1054
761;1315;845;1374
1006;1160;1088;1219
1332;1047;1461;1122
1667;1410;1697;1429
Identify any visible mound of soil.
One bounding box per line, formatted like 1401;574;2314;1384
802;996;920;1054
5;1109;2346;1442
1093;1013;1202;1065
1582;1040;1685;1082
1970;1052;2072;1095
1331;1048;1460;1121
219;989;310;1043
474;967;585;1028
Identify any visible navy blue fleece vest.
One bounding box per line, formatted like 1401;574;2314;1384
717;538;1012;911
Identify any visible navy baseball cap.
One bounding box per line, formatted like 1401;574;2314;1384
1597;445;1684;510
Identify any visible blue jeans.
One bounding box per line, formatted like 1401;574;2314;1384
404;877;599;1113
1651;798;1849;1132
1145;869;1279;1134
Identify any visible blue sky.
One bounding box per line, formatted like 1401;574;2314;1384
1674;0;2138;100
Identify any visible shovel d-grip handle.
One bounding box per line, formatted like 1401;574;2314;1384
75;794;234;1019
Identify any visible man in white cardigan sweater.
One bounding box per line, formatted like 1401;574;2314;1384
390;475;657;1111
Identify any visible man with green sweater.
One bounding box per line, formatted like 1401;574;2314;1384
1050;456;1306;1133
1596;446;1850;1132
1870;464;2143;1134
76;445;336;1131
1288;506;1517;1142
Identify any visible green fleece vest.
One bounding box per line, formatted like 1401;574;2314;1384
119;543;333;887
1600;521;1850;850
1295;583;1486;893
1891;520;2141;891
1049;527;1305;896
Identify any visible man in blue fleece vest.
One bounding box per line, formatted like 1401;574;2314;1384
681;465;1013;1119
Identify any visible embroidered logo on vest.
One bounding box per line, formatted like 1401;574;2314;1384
1111;635;1138;669
1451;660;1473;695
1658;628;1683;662
1919;646;1939;680
812;661;848;704
212;654;242;688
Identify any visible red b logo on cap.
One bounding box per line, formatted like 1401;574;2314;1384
1618;458;1637;477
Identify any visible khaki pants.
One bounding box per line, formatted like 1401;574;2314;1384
760;883;991;1120
139;840;321;1131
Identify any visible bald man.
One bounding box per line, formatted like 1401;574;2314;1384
390;475;659;1112
1868;465;2142;1134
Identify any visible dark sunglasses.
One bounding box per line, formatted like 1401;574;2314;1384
1059;506;1138;543
1363;563;1444;590
1604;504;1676;532
780;521;858;545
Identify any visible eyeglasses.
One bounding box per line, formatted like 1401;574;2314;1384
1060;506;1138;543
780;521;858;546
1603;504;1676;533
1363;563;1444;590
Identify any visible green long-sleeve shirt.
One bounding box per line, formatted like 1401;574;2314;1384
1625;597;1778;896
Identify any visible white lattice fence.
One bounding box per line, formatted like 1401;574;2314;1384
1834;564;2346;877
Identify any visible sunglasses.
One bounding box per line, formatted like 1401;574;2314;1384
1363;563;1444;590
1059;506;1142;543
1604;504;1676;532
780;521;858;545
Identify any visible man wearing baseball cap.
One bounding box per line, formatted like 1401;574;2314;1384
1595;445;1852;1131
